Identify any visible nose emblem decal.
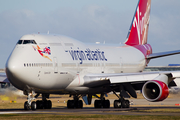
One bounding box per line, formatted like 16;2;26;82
33;45;52;61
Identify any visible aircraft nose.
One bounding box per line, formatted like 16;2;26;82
6;56;17;77
5;50;25;90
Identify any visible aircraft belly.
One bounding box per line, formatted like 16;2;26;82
11;67;72;92
30;73;72;90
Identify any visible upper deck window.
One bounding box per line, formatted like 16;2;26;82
17;40;37;45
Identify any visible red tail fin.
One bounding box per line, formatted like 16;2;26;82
125;0;151;46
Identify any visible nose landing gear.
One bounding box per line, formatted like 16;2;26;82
23;90;52;110
24;91;37;110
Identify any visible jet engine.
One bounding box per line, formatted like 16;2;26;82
142;80;169;102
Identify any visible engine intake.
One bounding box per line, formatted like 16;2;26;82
142;80;169;102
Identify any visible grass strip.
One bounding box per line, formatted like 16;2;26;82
0;114;180;120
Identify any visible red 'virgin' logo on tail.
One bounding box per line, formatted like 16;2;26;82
133;3;151;45
125;0;151;46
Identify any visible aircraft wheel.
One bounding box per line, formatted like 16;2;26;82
103;100;110;108
37;100;43;109
36;100;40;109
125;100;130;108
121;100;130;108
77;100;83;108
31;101;37;110
94;100;102;108
43;100;51;109
36;100;39;109
114;100;121;108
24;101;30;110
47;100;52;109
67;100;74;109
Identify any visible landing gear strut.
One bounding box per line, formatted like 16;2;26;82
94;94;110;108
67;95;83;109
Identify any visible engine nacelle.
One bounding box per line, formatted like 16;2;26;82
142;80;169;102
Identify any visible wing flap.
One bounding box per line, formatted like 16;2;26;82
109;73;159;84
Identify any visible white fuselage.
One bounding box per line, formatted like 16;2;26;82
6;34;146;94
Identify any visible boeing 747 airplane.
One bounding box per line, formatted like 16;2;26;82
5;0;180;110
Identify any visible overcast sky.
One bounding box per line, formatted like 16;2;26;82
0;0;180;68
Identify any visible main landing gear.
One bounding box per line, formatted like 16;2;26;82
113;91;130;108
66;92;129;109
36;94;52;109
67;95;83;108
94;94;110;108
24;91;52;110
67;94;110;109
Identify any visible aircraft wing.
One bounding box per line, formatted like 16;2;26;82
84;71;180;85
147;50;180;59
83;71;180;101
0;75;9;83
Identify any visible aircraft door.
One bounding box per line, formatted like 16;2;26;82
53;57;58;73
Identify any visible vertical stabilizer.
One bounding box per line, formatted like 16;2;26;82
125;0;151;46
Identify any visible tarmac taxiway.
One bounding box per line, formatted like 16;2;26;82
0;107;180;116
0;94;180;116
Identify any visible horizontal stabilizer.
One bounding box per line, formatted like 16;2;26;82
147;50;180;60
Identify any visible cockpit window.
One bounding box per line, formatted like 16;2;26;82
23;40;37;44
16;40;37;45
17;40;23;44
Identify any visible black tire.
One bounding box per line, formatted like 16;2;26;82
36;100;40;109
31;101;37;111
24;101;30;110
103;100;110;108
121;100;129;108
47;100;52;109
121;100;126;108
77;100;83;109
94;100;101;108
38;101;43;109
125;100;130;108
114;100;120;108
67;100;74;109
44;100;49;109
36;100;43;109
